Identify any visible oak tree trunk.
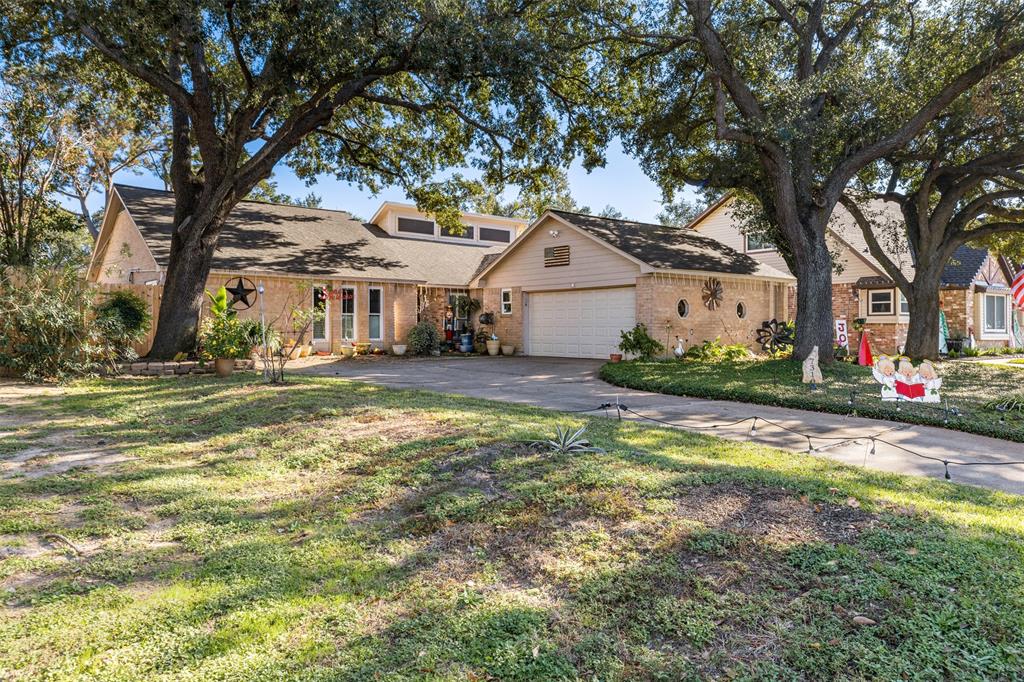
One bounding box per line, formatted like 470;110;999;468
791;235;836;363
148;211;223;359
902;270;943;360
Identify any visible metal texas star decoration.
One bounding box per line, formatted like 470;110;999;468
224;277;258;310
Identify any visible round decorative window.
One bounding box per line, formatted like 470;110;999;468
677;299;689;318
736;302;746;319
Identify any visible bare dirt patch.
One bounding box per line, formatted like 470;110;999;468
1;382;135;479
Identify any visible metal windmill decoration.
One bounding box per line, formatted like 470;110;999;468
755;318;795;353
702;277;724;310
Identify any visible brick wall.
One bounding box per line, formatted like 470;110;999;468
940;288;970;340
106;273;424;356
478;287;523;352
636;273;779;352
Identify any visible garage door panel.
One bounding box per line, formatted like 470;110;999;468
528;287;635;359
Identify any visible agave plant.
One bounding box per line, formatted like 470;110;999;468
539;425;604;454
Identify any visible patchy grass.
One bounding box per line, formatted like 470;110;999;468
1;376;1024;680
601;357;1024;442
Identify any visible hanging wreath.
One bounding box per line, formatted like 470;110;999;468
702;277;724;310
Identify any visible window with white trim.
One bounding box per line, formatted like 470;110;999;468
500;289;513;315
899;291;910;315
312;287;327;340
745;233;773;251
869;290;893;315
368;287;383;340
480;227;512;243
984;294;1007;333
440;224;474;239
340;287;356;340
397;217;434;235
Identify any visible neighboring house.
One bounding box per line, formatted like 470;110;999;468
88;184;793;359
469;210;793;357
689;196;1023;353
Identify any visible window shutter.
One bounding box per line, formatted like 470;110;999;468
544;245;570;267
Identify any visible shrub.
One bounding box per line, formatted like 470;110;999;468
93;290;151;359
0;267;127;381
684;337;752;362
618;323;664;360
407;321;441;355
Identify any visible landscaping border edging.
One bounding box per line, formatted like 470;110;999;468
113;359;256;376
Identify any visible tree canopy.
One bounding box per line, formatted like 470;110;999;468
9;0;622;356
602;0;1024;359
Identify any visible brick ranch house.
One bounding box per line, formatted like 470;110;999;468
689;196;1024;354
88;184;793;359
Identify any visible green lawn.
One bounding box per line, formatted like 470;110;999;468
2;376;1024;680
601;357;1024;442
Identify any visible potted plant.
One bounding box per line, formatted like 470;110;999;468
453;295;482;321
459;328;474;353
392;343;407;356
340;344;356;358
474;329;489;354
200;287;253;377
355;342;372;355
609;352;623;363
486;334;500;356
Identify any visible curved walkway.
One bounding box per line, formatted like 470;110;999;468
294;356;1024;495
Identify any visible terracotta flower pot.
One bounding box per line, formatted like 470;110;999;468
486;340;500;356
214;358;235;377
609;353;623;363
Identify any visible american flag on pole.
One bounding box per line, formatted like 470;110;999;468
1012;267;1024;311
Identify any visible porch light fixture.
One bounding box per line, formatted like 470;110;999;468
548;229;560;238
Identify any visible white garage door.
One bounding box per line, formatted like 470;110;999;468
528;287;636;358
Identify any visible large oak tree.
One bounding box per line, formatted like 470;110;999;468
20;0;614;357
607;0;1024;361
844;58;1024;358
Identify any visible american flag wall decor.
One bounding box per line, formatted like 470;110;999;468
544;245;570;267
1012;267;1024;311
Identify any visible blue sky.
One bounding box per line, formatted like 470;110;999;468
98;138;689;225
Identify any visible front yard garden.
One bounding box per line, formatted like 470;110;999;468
2;376;1024;680
602;357;1024;442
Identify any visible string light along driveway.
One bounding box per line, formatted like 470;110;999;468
296;356;1024;495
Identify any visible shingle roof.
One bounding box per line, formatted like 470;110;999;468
114;184;502;286
941;245;989;287
548;210;793;279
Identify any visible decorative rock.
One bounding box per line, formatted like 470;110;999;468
851;615;876;626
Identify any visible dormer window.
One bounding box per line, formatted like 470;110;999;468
440;224;475;239
397;217;434;235
387;208;520;244
479;227;512;243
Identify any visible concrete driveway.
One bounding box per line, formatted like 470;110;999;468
296;356;1024;495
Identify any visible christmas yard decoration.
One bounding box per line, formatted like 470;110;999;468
857;331;873;366
871;355;942;403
